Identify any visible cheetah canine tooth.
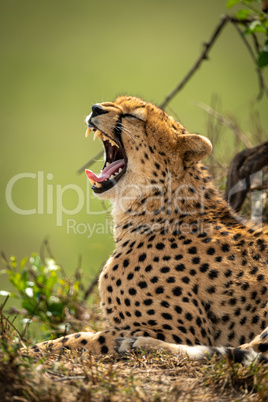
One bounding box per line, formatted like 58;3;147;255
85;127;92;138
93;129;103;141
87;127;119;147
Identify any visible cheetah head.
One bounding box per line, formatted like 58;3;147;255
85;96;212;202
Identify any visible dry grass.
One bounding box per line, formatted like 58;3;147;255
1;307;268;402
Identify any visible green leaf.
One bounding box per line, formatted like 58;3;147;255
20;256;28;270
245;20;266;34
21;298;37;314
10;256;17;270
226;0;240;8
47;302;65;317
9;272;24;292
46;271;58;292
242;0;260;4
258;41;268;68
236;9;251;19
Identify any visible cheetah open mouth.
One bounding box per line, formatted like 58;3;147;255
85;127;127;193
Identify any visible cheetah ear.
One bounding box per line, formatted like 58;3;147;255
176;134;212;165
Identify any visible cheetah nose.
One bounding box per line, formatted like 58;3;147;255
91;104;108;118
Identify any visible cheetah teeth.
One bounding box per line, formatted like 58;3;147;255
88;178;95;186
90;165;123;187
86;127;119;148
88;179;102;187
85;127;92;138
103;134;119;148
93;129;103;141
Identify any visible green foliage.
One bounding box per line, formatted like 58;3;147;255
0;253;89;336
258;38;268;67
226;0;268;68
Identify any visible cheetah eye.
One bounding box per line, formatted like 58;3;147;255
122;114;137;119
122;113;144;122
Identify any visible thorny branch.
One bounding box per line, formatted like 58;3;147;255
160;15;268;109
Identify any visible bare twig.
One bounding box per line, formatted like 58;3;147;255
47;370;86;381
0;251;11;270
40;236;55;264
232;21;268;100
160;16;267;110
54;375;87;382
251;31;261;55
84;270;101;301
194;101;253;148
77;149;104;175
0;303;28;348
249;184;268;192
160;15;230;109
22;298;42;339
0;295;10;312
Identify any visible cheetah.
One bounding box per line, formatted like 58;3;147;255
30;96;268;364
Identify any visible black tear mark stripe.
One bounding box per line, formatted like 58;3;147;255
114;114;123;137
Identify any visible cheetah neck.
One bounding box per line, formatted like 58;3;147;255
112;163;234;243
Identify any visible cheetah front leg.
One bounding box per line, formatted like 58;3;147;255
25;330;267;365
116;336;266;365
116;336;213;360
25;329;162;356
26;330;120;355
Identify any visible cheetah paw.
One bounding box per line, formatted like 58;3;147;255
115;337;138;353
115;336;167;354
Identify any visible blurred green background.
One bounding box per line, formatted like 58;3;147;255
1;0;268;295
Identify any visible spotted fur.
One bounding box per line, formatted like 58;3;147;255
30;96;268;364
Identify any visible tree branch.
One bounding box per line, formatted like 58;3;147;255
160;15;230;109
225;141;268;211
77;149;104;175
232;21;268;100
84;271;100;300
160;15;268;110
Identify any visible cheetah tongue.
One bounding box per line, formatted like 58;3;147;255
85;159;125;183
